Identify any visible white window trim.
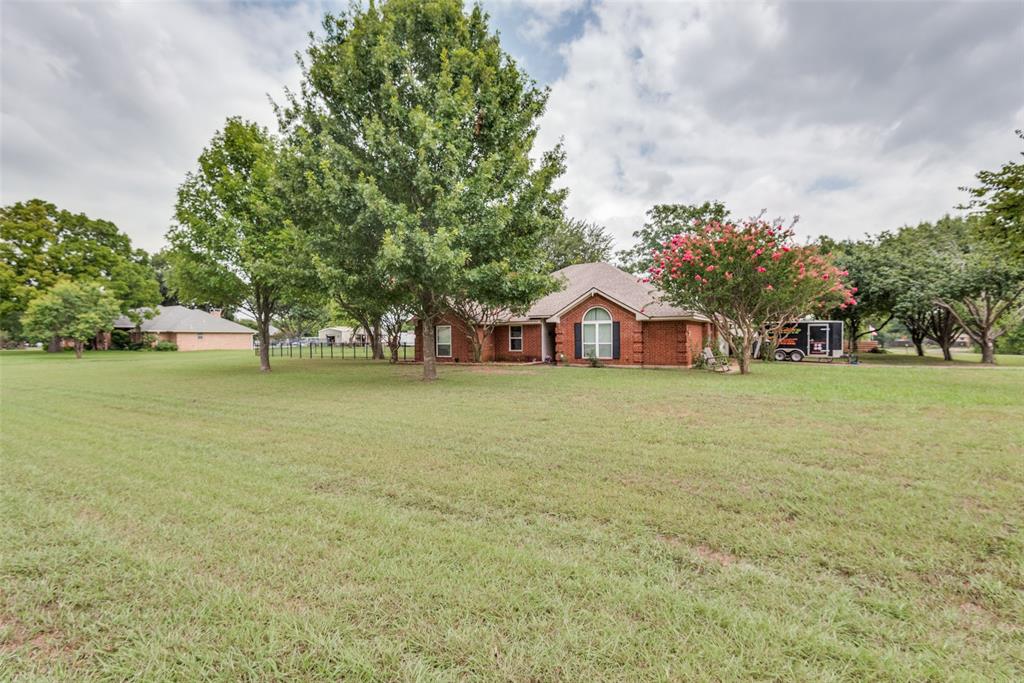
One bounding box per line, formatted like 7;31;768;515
582;306;614;359
509;325;524;352
435;325;452;358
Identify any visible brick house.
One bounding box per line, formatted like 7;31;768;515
415;262;714;366
112;306;255;351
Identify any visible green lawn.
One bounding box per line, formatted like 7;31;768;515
2;351;1022;680
858;347;1024;366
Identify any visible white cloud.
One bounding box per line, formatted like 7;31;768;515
1;1;322;251
537;0;1024;247
2;0;1022;254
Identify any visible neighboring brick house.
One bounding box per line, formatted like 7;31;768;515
415;262;713;367
112;306;255;351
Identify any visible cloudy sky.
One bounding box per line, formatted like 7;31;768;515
2;0;1022;253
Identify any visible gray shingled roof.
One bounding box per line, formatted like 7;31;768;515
508;262;705;321
112;306;256;334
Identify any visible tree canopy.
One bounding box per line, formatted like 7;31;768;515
280;0;565;379
647;218;855;374
541;218;614;271
21;280;121;358
0;199;159;339
932;217;1024;363
820;236;900;351
617;201;731;274
168;117;319;372
960;129;1024;260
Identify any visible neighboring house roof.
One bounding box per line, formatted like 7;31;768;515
113;306;256;334
506;262;706;322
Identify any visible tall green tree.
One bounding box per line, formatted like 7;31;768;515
446;261;553;362
934;218;1024;364
314;260;407;361
147;249;181;306
883;219;964;359
821;237;900;352
274;298;331;340
0;199;159;345
541;217;614;270
617;201;731;274
960;129;1024;260
168;117;319;373
21;280;121;358
281;0;565;380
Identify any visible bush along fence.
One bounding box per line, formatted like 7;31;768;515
254;340;414;361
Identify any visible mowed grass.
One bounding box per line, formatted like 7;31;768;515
858;347;1024;367
1;351;1022;681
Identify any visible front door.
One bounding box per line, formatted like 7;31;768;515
808;324;829;355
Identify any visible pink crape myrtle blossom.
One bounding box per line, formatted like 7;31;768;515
645;217;856;374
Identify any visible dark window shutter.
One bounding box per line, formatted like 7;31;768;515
612;322;621;359
574;323;582;359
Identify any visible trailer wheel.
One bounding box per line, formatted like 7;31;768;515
790;350;805;362
773;349;788;362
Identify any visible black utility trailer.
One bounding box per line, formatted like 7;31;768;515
755;320;844;362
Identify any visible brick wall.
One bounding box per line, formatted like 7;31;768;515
643;320;685;365
554;293;644;365
414;312;495;363
492;323;543;362
171;332;254;351
411;302;708;367
636;320;708;366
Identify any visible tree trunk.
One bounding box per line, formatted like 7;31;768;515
257;319;271;373
468;328;483;363
374;322;385;360
48;335;62;353
926;309;959;362
737;336;752;374
389;341;400;363
73;340;83;359
421;315;437;381
847;319;860;353
913;339;925;356
980;337;996;364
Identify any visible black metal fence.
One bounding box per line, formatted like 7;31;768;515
254;340;414;361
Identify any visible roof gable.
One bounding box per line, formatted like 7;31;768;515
522;262;705;321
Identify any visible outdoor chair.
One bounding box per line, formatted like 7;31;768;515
702;347;730;373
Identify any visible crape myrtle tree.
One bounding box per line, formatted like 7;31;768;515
168;117;319;373
934;217;1024;364
0;199;160;347
21;280;121;358
280;0;565;380
647;218;856;374
618;201;731;274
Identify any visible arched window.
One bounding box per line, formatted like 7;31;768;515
582;307;612;359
